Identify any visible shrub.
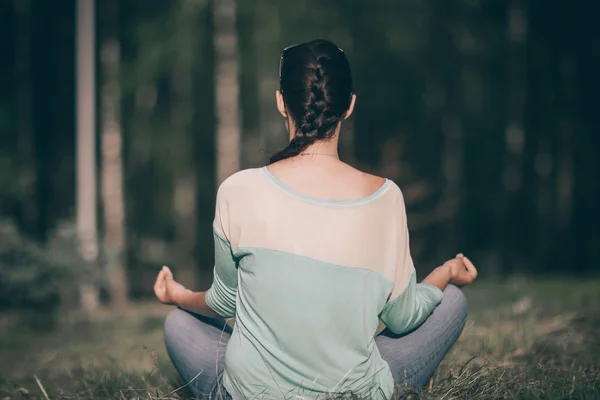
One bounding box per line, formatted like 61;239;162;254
0;219;95;329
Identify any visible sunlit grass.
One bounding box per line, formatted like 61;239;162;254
1;277;599;399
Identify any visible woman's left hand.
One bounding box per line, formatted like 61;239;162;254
153;266;190;306
444;253;477;287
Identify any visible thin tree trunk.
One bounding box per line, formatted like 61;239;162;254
213;0;241;186
556;57;575;230
14;0;37;235
76;0;100;312
534;137;553;268
441;114;463;234
437;3;464;262
171;63;198;290
254;1;282;163
502;0;528;276
100;0;128;306
554;57;575;270
239;8;260;170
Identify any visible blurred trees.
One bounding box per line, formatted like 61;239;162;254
0;0;599;312
119;0;216;292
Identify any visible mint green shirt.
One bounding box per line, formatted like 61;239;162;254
205;168;443;399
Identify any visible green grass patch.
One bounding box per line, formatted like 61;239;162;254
1;278;599;399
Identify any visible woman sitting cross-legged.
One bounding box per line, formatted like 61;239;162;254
154;39;478;400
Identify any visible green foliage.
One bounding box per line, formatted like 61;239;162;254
0;220;59;327
0;220;93;330
0;155;28;202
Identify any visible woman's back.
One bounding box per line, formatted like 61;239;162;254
208;166;415;398
157;39;474;400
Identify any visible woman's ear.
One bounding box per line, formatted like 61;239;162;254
344;94;357;120
276;90;287;118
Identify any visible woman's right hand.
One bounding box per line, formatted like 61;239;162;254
153;266;190;306
443;254;478;287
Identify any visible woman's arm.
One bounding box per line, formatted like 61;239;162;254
176;291;222;319
153;266;222;320
378;256;477;335
422;254;478;290
177;291;223;319
421;264;452;290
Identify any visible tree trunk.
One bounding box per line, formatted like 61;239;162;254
213;0;241;186
14;0;37;235
171;63;198;290
553;57;575;270
441;114;463;244
76;0;100;312
100;0;128;307
555;57;575;231
254;1;282;163
502;0;528;275
436;3;464;262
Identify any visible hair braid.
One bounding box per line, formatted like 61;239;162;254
269;40;353;164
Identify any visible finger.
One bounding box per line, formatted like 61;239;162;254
154;269;165;291
463;256;475;271
162;265;174;280
456;253;464;259
463;256;478;277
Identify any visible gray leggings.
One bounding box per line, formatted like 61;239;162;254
164;284;467;399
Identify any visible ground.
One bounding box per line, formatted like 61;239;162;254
0;277;599;399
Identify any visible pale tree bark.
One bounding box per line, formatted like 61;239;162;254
76;0;100;312
100;0;128;306
214;0;241;185
14;0;37;234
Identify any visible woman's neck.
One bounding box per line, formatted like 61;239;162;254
290;122;341;158
300;139;339;158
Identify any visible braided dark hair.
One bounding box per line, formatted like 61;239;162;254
269;40;353;164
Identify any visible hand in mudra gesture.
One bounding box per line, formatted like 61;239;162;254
443;254;477;287
153;266;190;306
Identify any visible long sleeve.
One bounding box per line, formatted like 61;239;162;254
379;273;443;334
378;189;443;335
205;184;238;318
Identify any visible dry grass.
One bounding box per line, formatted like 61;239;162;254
1;277;599;399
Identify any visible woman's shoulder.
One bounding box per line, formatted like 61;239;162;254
359;171;388;193
216;168;265;200
220;168;261;186
353;169;403;200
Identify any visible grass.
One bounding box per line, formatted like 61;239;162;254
1;277;599;399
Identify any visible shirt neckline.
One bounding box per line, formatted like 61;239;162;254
261;166;391;206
